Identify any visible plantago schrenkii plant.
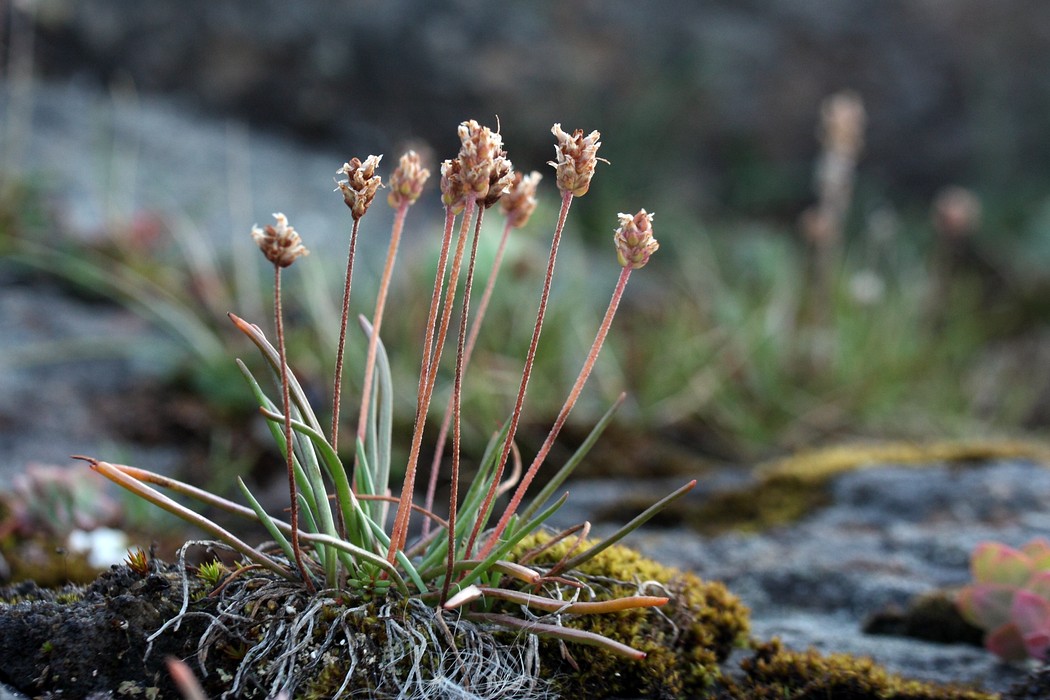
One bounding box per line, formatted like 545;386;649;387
84;120;701;694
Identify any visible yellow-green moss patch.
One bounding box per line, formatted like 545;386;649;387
512;532;751;697
720;639;998;700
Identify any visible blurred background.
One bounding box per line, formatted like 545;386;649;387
2;0;1050;576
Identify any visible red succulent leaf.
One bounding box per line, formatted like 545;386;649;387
1023;629;1050;662
1011;590;1050;637
1026;571;1050;602
1022;538;1050;572
972;541;1034;586
957;583;1017;631
985;622;1030;662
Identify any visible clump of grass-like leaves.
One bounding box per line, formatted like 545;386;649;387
78;120;698;696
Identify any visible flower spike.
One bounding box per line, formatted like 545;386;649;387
387;150;430;209
251;213;309;268
336;155;383;220
549;124;603;197
614;209;659;269
500;171;542;228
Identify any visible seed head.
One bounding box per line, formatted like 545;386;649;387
252;212;309;268
549;123;603;197
387;150;431;209
480;155;514;209
500;171;542;228
336;155;383;220
457;119;508;202
440;158;468;214
613;209;658;269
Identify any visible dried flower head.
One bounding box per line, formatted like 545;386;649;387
336;155;383;220
251;212;309;268
387;150;431;209
480;155;514;209
613;209;658;269
549;123;603;197
500;171;542;228
820;91;866;158
457;119;507;201
440;158;467;214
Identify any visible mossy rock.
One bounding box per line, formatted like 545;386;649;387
662;439;1050;535
513;532;751;698
716;639;998;700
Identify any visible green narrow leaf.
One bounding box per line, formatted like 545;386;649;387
419;421;512;571
260;410;391;563
296;531;411;596
237;477;296;565
229;313;322;433
236;360;319;512
449;492;568;595
88;460;292;580
558;480;697;572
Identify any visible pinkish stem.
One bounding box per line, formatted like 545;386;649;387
423;218;514;537
442;206;485;601
331;218;362;451
275;266;315;592
463;190;573;559
481;265;632;557
387;200;475;562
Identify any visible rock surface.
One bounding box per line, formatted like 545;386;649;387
560;460;1050;694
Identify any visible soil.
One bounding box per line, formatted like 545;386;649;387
0;562;206;698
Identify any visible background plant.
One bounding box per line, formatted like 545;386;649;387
80;119;707;696
957;538;1050;662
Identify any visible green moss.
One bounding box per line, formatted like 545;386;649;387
760;439;1050;483
53;590;83;604
719;639;998;700
195;559;228;588
512;532;750;697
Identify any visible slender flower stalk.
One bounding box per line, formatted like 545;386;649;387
387;194;476;562
482;210;658;556
463;190;570;558
388;120;511;563
357;152;430;445
423;171;542;536
331;155;383;452
464;125;602;559
383;167;460;562
250;213;315;591
442;206;487;602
